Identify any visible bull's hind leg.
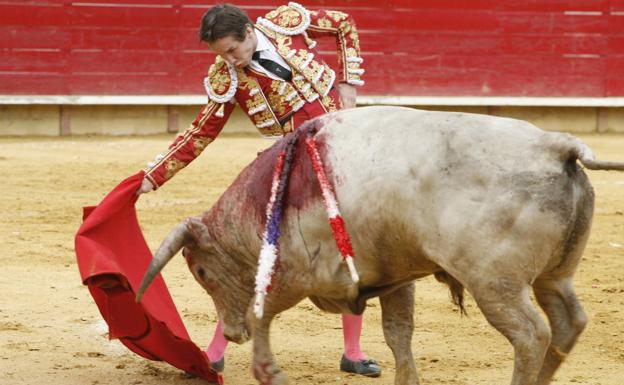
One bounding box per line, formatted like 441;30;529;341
379;282;420;385
470;278;551;385
533;170;592;385
533;277;587;385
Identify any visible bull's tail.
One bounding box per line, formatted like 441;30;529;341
554;133;624;171
135;220;191;303
434;271;467;316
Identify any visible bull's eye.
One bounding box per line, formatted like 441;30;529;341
197;267;207;281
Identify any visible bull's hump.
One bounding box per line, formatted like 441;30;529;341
210;132;322;229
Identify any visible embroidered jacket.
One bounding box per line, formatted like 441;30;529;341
144;2;364;189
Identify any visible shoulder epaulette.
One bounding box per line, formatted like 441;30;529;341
256;2;310;36
203;56;238;103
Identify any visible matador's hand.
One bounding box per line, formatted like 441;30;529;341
337;83;357;109
136;178;154;196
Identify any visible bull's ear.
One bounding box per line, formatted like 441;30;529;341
185;216;213;250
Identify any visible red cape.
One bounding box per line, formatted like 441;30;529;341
75;171;222;384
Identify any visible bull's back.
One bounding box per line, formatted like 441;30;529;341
316;106;593;282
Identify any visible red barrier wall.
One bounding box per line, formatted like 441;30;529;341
1;0;622;97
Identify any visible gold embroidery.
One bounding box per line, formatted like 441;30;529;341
344;47;363;82
321;65;334;93
236;68;258;91
345;47;359;59
341;23;352;35
277;8;302;28
266;80;305;118
255;109;278;128
327;10;348;23
264;6;285;20
164;158;187;181
268;81;288;116
256;24;277;39
275;34;292;49
266;5;303;29
240;69;277;128
282;119;293;134
351;30;361;52
321;95;338;112
292;49;310;66
316;17;333;29
291;76;317;102
349;24;360;51
208;58;231;96
277;43;291;58
245;94;265;112
238;70;283;135
279;47;326;101
193;137;214;157
302;59;322;78
292;75;307;89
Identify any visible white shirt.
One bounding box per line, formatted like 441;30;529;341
250;28;293;81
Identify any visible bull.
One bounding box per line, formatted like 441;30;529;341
136;106;624;385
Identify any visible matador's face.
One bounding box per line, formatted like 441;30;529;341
207;25;257;69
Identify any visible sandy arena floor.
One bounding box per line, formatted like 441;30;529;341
1;132;623;385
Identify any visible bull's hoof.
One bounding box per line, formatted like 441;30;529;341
268;371;288;385
253;362;289;385
340;355;382;377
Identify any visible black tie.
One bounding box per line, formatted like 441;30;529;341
252;51;292;81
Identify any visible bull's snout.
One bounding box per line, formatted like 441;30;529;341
222;324;251;344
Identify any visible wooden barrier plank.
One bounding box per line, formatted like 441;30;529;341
362;71;604;96
0;26;69;50
500;12;607;34
606;78;624;97
70;27;182;50
392;0;500;11
179;0;390;9
608;34;624;51
497;33;607;54
356;32;607;55
69;0;177;5
0;50;66;72
0;3;68;27
343;9;501;32
608;14;624;33
67;3;178;28
67;73;178;94
500;0;607;12
606;55;624;91
0;74;68;94
0;1;619;97
67;49;178;74
609;0;624;11
176;51;214;77
359;53;604;78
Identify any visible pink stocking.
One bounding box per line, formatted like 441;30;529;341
342;313;366;361
206;320;229;362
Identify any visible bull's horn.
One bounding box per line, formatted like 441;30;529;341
135;221;190;303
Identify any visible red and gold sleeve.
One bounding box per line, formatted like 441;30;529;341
306;10;364;86
144;101;235;189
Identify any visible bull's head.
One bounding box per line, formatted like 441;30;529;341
136;216;254;344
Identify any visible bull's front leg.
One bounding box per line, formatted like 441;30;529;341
251;314;288;385
249;287;305;385
379;282;420;385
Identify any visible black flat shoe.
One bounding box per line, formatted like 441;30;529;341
340;355;381;377
210;357;225;373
